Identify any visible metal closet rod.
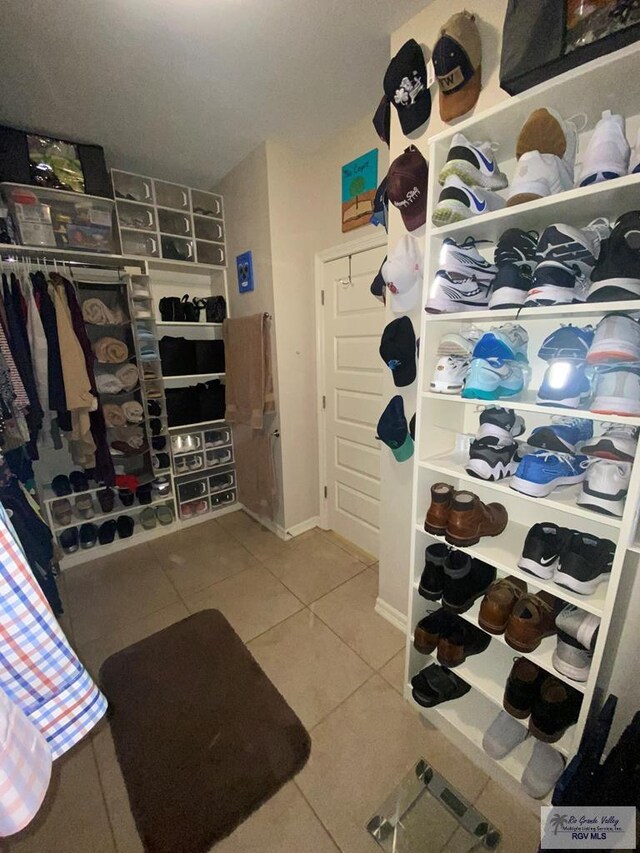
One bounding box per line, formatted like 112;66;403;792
0;251;126;272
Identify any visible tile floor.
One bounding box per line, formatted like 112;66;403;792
4;511;542;853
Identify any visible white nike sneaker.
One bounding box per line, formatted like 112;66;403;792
629;127;640;174
432;175;506;227
507;151;574;207
430;356;470;393
579;111;630;186
438;133;508;191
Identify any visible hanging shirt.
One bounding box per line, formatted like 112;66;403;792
0;505;107;759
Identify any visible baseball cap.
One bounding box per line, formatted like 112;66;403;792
433;11;482;123
372;96;391;145
409;413;416;440
377;396;414;462
370;175;388;231
387;145;428;232
382;234;423;314
384;39;432;135
379;317;416;387
370;258;386;304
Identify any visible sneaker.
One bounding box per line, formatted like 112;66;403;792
430;356;470;393
528;417;594;454
587;210;640;302
554;531;615;594
591;365;640;416
437;325;483;356
586;314;640;364
419;543;449;600
537;360;591;409
432;175;506;227
518;522;570;579
437;133;508;191
576;458;631;516
426;238;496;313
483;711;528;759
629;128;640;174
476;406;525;441
578;111;630;186
507;151;574;207
529;676;581;743
489;228;538;309
553;631;593;682
538;325;595;361
465;437;521;481
511;450;589;498
521;740;566;800
462;358;525;400
516;107;578;172
441;551;496;612
472;324;529;363
580;423;638;461
555;603;600;650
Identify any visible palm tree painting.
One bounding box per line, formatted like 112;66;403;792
342;149;378;232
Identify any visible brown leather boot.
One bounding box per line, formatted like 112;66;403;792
478;576;527;634
504;657;543;719
505;591;558;653
445;491;508;547
424;483;455;535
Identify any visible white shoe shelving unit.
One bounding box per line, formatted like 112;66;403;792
405;43;640;802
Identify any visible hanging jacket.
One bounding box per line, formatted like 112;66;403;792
31;272;67;415
0;504;107;759
21;278;52;447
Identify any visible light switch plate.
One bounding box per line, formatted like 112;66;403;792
237;251;254;293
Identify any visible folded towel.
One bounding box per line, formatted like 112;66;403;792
82;298;126;326
102;404;127;427
95;373;124;395
93;337;129;363
110;425;145;445
121;400;143;423
115;364;139;391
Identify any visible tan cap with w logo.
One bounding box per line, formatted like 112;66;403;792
433;10;482;123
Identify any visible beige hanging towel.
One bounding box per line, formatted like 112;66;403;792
223;314;275;428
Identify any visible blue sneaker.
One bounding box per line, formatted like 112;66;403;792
537;360;591;409
472;324;529;363
538;325;594;361
528;417;594;453
462;357;525;400
511;450;590;497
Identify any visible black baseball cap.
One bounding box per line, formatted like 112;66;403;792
384;39;431;135
377;396;414;462
379;316;416;387
370;258;386;304
409;413;416;440
387;146;428;232
373;96;391;145
370;175;388;231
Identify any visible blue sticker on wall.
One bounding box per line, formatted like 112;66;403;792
237;251;254;293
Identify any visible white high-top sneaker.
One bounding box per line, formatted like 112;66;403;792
579;111;630;186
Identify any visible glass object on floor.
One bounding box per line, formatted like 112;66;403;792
367;760;501;852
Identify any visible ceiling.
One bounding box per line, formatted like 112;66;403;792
0;0;426;188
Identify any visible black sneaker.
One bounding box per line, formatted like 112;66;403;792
518;522;570;580
476;406;525;442
587;210;640;302
465;436;521;481
442;552;496;613
419;543;449;600
554;532;615;595
489;228;538;309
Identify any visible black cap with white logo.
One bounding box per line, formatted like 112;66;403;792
384;39;431;135
379;316;416;387
372;96;391;145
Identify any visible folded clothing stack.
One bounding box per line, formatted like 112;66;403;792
165;381;225;426
160;337;225;376
93;336;129;364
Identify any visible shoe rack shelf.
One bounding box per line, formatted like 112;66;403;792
49;496;174;534
405;42;640;802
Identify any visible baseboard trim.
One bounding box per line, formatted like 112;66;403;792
240;508;319;542
375;597;408;633
286;516;320;539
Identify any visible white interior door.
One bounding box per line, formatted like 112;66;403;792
321;244;386;557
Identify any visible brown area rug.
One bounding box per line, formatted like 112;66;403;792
99;610;311;853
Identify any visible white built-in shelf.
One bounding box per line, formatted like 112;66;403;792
413;524;608;617
419;452;622;530
162;372;225;382
156;321;223;327
168;418;226;432
172;442;232;459
52;495;174;533
422;391;640;428
424;300;640;324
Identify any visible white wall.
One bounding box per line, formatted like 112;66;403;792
380;0;510;615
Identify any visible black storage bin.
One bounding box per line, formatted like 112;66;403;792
165;387;199;427
197;380;226;421
195;340;225;374
160;337;197;377
0;125;112;198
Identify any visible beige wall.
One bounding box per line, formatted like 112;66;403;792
214;143;285;528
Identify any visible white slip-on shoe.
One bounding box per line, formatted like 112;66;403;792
521;740;565;800
437;132;508;191
507;151;574;207
579;110;630;186
482;711;527;759
432;175;506;227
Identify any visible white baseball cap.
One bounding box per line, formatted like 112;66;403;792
382;234;424;314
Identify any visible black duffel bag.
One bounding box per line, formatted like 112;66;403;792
158;294;202;322
202;296;227;323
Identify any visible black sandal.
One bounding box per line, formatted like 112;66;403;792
411;664;471;708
